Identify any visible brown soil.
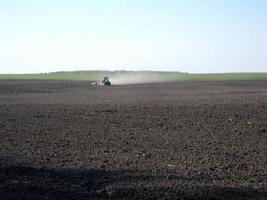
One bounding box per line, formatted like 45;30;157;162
0;79;266;200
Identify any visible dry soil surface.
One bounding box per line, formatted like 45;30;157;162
0;80;266;200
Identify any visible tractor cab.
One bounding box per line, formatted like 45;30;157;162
102;77;111;86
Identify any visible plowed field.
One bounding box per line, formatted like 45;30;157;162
0;80;266;199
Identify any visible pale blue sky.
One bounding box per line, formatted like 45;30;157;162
0;0;267;73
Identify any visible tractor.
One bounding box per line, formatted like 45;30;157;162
102;77;111;86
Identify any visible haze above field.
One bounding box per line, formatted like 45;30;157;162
0;0;267;73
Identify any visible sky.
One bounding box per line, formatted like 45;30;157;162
0;0;267;73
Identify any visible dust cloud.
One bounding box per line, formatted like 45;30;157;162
106;72;183;85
